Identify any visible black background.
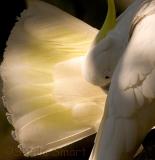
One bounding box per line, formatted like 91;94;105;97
0;0;108;56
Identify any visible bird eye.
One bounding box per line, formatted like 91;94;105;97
105;76;110;79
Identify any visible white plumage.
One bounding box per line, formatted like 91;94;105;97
89;1;155;159
84;0;144;87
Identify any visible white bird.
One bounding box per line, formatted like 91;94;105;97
89;0;155;159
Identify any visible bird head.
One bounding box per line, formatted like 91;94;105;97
84;0;118;90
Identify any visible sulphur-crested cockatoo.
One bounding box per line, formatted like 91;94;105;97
0;0;145;158
89;1;155;159
84;0;144;88
0;0;107;157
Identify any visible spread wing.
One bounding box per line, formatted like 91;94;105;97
0;0;107;157
89;9;155;160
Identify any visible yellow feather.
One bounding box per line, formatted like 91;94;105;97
95;0;116;43
1;1;106;157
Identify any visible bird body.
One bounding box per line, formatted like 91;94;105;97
89;1;155;159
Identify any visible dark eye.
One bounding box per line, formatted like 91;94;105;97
105;76;110;79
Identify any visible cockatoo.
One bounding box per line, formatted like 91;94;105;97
89;0;155;160
0;0;148;158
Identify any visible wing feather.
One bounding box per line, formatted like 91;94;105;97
0;0;106;157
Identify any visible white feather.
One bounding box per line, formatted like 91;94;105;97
84;0;144;87
89;1;155;159
0;0;107;157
